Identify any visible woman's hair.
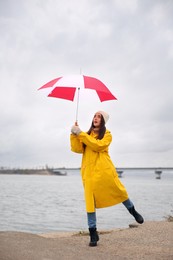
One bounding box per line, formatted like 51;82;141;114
87;115;106;140
83;115;106;150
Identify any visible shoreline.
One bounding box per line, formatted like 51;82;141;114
0;220;172;260
0;167;173;175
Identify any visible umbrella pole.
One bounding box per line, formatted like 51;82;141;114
75;87;80;125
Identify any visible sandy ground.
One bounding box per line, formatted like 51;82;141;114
0;221;172;260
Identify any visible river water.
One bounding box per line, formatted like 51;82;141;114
0;169;172;233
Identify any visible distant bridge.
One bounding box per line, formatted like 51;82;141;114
116;167;173;171
66;167;173;171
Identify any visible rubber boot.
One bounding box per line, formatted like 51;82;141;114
88;228;99;247
128;206;144;224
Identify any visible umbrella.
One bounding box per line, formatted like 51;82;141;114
38;74;117;123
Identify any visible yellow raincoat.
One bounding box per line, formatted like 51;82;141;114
70;129;128;213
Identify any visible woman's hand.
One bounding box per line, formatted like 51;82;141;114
71;125;82;135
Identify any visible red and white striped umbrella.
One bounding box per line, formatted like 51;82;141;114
38;74;117;122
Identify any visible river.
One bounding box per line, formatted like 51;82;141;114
0;168;172;233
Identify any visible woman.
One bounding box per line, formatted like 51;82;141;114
70;111;144;247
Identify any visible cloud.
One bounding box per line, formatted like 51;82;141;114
0;0;173;168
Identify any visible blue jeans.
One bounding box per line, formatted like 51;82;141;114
87;199;134;228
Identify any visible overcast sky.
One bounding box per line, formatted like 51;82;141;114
0;0;173;169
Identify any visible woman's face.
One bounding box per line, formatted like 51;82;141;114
93;112;102;127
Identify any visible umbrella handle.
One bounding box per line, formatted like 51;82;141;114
75;87;80;124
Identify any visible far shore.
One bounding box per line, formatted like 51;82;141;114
0;167;173;176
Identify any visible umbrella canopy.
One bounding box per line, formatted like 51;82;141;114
38;75;117;102
38;74;117;122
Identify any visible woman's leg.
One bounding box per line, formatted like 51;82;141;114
87;212;97;228
87;212;99;246
123;198;144;224
122;198;134;209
